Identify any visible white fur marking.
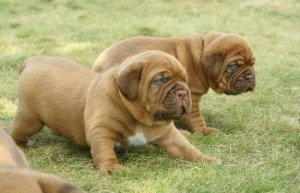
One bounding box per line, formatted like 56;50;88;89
128;132;147;146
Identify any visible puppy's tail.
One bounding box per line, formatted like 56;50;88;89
19;55;43;74
19;59;28;74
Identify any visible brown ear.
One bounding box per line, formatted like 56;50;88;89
116;64;142;100
204;32;223;46
201;32;226;69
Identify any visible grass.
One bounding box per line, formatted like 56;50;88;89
0;0;299;192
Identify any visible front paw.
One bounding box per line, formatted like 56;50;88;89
200;127;219;135
198;154;222;165
179;130;192;138
99;164;130;174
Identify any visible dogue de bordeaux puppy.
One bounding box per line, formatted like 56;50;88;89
0;127;84;193
92;32;256;135
10;51;220;174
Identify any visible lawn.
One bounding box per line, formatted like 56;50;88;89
0;0;299;192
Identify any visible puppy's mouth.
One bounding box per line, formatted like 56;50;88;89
154;106;186;121
225;84;255;95
225;70;256;95
175;106;185;117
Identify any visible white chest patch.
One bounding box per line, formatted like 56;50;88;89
128;132;148;146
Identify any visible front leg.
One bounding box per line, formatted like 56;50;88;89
86;129;128;174
183;94;219;135
156;126;221;164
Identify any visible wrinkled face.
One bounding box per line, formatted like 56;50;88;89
116;51;191;122
222;57;256;95
202;33;256;95
150;70;191;121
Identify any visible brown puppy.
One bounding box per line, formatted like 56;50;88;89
0;127;84;193
10;51;219;174
92;32;256;135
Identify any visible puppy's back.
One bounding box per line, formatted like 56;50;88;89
17;56;88;122
0;128;28;167
20;55;87;74
18;55;93;108
93;36;181;72
15;56;95;147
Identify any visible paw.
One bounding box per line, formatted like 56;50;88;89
198;154;222;165
179;130;192;138
200;127;219;135
99;164;130;174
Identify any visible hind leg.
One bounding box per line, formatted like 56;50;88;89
10;111;44;149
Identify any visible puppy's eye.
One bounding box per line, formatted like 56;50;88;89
153;76;166;85
228;62;239;71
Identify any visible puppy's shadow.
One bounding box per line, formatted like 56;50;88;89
26;127;162;167
26;128;92;166
202;109;248;134
175;111;232;133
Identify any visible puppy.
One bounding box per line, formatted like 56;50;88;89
92;32;256;135
11;51;220;174
0;127;84;193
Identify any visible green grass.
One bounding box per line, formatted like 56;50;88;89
0;0;299;192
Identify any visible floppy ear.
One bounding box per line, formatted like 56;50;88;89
116;64;142;101
202;49;227;69
203;31;223;46
201;32;226;69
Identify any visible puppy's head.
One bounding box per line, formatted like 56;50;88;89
202;32;256;95
116;50;191;124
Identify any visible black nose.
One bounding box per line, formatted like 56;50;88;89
176;90;187;100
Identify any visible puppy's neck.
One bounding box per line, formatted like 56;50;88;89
118;92;152;126
185;34;210;94
200;36;210;90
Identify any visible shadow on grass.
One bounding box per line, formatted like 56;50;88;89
27;128;92;162
27;127;167;166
